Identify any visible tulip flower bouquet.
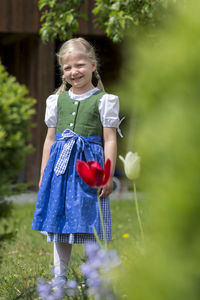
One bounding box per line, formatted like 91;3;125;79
119;152;144;241
76;159;111;249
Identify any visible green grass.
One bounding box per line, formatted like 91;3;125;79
0;199;140;299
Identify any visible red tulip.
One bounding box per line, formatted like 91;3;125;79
76;159;111;187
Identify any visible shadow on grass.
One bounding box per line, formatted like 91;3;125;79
0;199;15;266
0;199;13;218
0;231;15;242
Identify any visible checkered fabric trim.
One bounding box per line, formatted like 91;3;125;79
46;198;112;244
54;139;75;176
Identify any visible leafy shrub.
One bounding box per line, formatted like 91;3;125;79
0;61;36;196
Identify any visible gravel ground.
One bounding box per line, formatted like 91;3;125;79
4;192;38;204
4;190;135;203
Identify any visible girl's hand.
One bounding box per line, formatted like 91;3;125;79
99;177;113;198
38;175;43;188
101;127;117;198
38;171;44;188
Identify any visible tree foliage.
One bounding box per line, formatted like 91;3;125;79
38;0;86;43
0;61;36;196
38;0;168;43
93;0;162;42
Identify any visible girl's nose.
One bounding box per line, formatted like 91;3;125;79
71;67;78;76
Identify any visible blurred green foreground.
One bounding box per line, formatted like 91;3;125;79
118;0;200;299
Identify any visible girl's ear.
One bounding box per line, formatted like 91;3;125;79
92;61;97;72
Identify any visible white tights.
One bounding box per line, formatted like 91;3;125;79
53;242;72;277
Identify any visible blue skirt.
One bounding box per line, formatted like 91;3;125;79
31;130;112;244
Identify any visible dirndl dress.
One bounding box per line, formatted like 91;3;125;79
31;129;112;244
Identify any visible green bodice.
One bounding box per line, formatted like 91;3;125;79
56;90;105;137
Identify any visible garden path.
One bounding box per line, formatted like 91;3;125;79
5;190;134;203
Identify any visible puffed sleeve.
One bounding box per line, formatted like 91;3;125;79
99;93;120;128
44;94;58;127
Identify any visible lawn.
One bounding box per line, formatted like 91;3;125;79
0;199;140;299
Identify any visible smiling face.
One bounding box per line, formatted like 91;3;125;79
62;51;96;94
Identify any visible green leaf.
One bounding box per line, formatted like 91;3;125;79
111;2;120;11
38;0;48;10
66;14;74;24
93;7;100;15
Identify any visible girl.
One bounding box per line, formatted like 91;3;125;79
32;37;121;281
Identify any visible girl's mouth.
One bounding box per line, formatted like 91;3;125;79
72;75;83;81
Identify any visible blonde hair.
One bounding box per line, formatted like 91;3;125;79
56;37;105;94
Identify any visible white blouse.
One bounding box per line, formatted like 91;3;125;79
45;88;121;130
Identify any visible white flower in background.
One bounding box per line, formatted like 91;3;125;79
119;152;141;180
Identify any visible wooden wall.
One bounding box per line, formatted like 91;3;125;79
0;0;121;189
0;0;102;35
0;0;55;188
0;0;40;33
78;0;103;36
0;36;55;188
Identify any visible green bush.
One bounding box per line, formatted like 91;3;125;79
117;1;200;299
0;61;36;196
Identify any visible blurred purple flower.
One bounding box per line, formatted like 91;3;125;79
36;276;78;300
66;279;77;289
37;278;52;299
46;296;55;300
66;280;78;297
85;243;100;258
81;243;121;299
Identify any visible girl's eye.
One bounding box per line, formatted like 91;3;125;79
77;64;84;67
64;67;70;71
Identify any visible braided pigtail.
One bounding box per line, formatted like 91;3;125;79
56;75;67;95
94;70;105;92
